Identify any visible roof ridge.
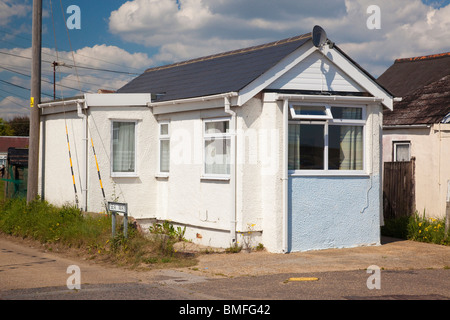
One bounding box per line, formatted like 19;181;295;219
144;33;312;73
395;51;450;63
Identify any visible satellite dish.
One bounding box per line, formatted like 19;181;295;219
312;25;328;48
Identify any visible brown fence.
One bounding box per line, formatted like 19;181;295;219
383;159;415;220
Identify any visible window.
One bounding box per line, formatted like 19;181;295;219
288;104;365;173
393;141;410;162
158;122;170;174
203;118;231;176
111;121;136;176
289;104;332;120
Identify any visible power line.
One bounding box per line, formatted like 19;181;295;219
0;64;95;93
0;92;29;111
0;28;145;72
0;62;121;89
0;79;56;98
0;51;140;75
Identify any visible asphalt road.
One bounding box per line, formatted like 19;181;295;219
1;234;449;303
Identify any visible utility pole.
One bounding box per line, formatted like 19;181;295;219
52;61;56;100
27;0;42;203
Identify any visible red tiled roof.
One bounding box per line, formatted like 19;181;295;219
0;136;29;153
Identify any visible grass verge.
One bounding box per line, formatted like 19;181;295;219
0;198;197;269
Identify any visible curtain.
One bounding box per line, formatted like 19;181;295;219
160;139;170;172
113;122;135;172
288;124;301;170
338;125;363;170
204;137;230;174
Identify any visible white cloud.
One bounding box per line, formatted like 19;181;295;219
0;0;31;27
0;95;28;120
0;44;153;118
108;0;450;77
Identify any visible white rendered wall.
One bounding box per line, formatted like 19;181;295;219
39;112;84;207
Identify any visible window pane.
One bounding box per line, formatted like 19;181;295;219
160;140;170;172
292;105;327;116
113;122;135;172
160;123;169;135
205;121;229;134
331;107;362;120
204;138;230;174
395;144;410;161
328;125;363;170
288;124;324;170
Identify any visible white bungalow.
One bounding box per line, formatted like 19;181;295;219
38;27;394;252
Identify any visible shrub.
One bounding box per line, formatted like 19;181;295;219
381;211;450;246
408;212;449;245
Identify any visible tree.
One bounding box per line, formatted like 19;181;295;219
8;116;30;136
0;118;14;136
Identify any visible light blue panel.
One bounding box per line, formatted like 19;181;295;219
288;175;380;252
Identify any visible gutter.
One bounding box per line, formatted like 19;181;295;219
282;99;289;253
147;92;239;107
277;93;384;104
383;124;431;129
223;94;238;245
77;98;88;212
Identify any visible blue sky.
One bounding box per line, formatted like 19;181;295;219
1;0;449;119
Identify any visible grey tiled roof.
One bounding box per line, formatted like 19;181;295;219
117;33;312;102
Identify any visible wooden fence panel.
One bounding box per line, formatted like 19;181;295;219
383;159;415;220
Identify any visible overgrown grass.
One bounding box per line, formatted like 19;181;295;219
0;198;197;269
381;211;450;246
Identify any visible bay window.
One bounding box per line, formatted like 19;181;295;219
288;103;365;173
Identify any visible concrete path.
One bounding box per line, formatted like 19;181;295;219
184;237;450;278
1;234;449;300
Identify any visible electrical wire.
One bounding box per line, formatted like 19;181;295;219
0;51;140;75
0;78;56;98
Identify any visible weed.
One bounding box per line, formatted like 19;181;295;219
381;210;450;246
0;198;197;269
225;242;242;253
149;220;186;242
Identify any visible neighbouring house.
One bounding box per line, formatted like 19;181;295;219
0;136;29;167
0;136;29;198
378;52;450;220
38;27;394;252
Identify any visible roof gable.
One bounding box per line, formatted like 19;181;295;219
266;50;364;92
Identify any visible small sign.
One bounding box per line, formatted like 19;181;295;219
108;201;128;215
30;97;34;108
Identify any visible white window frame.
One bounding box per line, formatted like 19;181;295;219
202;117;231;180
157;121;170;177
288;103;367;176
289;103;333;120
393;141;411;162
110;119;138;178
